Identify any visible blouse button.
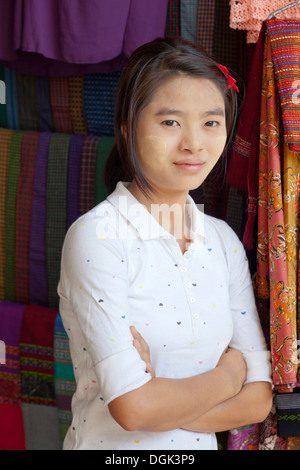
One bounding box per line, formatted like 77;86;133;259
190;297;196;303
181;267;187;273
186;282;191;288
193;313;199;319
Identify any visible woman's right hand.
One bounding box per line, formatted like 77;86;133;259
217;347;247;395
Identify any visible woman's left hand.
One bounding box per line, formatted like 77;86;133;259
130;325;156;378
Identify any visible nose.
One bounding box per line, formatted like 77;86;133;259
178;127;203;154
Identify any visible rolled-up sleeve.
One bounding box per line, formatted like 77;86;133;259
58;208;152;404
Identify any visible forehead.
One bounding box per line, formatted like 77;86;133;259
148;75;225;110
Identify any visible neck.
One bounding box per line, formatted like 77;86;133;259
127;181;191;242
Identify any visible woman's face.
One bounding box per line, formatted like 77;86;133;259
134;75;227;200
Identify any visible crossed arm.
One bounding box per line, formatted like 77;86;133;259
108;326;273;433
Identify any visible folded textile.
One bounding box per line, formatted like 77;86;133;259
19;304;58;405
95;136;115;205
0;300;26;450
79;136;99;215
276;393;300;438
0;128;12;300
21;403;61;450
15;131;39;305
29;132;51;307
4;130;23;302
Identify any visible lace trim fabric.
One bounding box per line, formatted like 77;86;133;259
230;0;300;42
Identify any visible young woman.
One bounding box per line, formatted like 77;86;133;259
58;37;272;450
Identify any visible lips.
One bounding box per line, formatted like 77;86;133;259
173;159;205;171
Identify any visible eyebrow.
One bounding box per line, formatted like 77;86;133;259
154;107;225;118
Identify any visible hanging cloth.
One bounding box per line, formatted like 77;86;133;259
67;135;85;229
95;137;116;205
0;0;168;76
78;136;99;215
165;0;180;37
268;17;300;153
256;28;299;392
49;77;73;134
230;0;300;43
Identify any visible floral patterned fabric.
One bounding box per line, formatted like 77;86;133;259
256;27;300;392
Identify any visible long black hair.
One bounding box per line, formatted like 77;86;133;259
104;37;239;195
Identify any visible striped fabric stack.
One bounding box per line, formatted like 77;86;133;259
0;127;115;310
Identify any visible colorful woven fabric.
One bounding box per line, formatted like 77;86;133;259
180;0;198;42
15;131;39;305
79;136;99;215
4;130;24;302
227;424;260;450
226;23;265;250
196;0;215;56
257;30;299;392
20;305;58;406
49;77;73;134
267;18;300;153
29;132;51;307
47;133;71;309
95;136;115;205
276;393;300;437
68;76;87;135
165;0;180;37
0;301;26;450
54;313;76;446
67;135;85;229
83;72;121;136
0;128;12;300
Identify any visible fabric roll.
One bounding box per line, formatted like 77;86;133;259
79;136;100;215
54;313;76;446
165;0;180;37
49;77;73;134
67;135;85;229
0;128;12;301
4;130;24;301
196;0;215;56
29;132;51;307
95;136;115;205
0;300;26;450
35;75;53;131
47;133;71;309
83;71;121;136
15;131;39;305
19;304;58;406
68;76;87;135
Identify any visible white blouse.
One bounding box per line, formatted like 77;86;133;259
58;181;272;450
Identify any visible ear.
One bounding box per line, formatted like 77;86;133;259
121;125;127;140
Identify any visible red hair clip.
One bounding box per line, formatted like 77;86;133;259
217;64;239;93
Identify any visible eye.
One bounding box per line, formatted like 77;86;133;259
162;120;179;127
205;121;219;128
